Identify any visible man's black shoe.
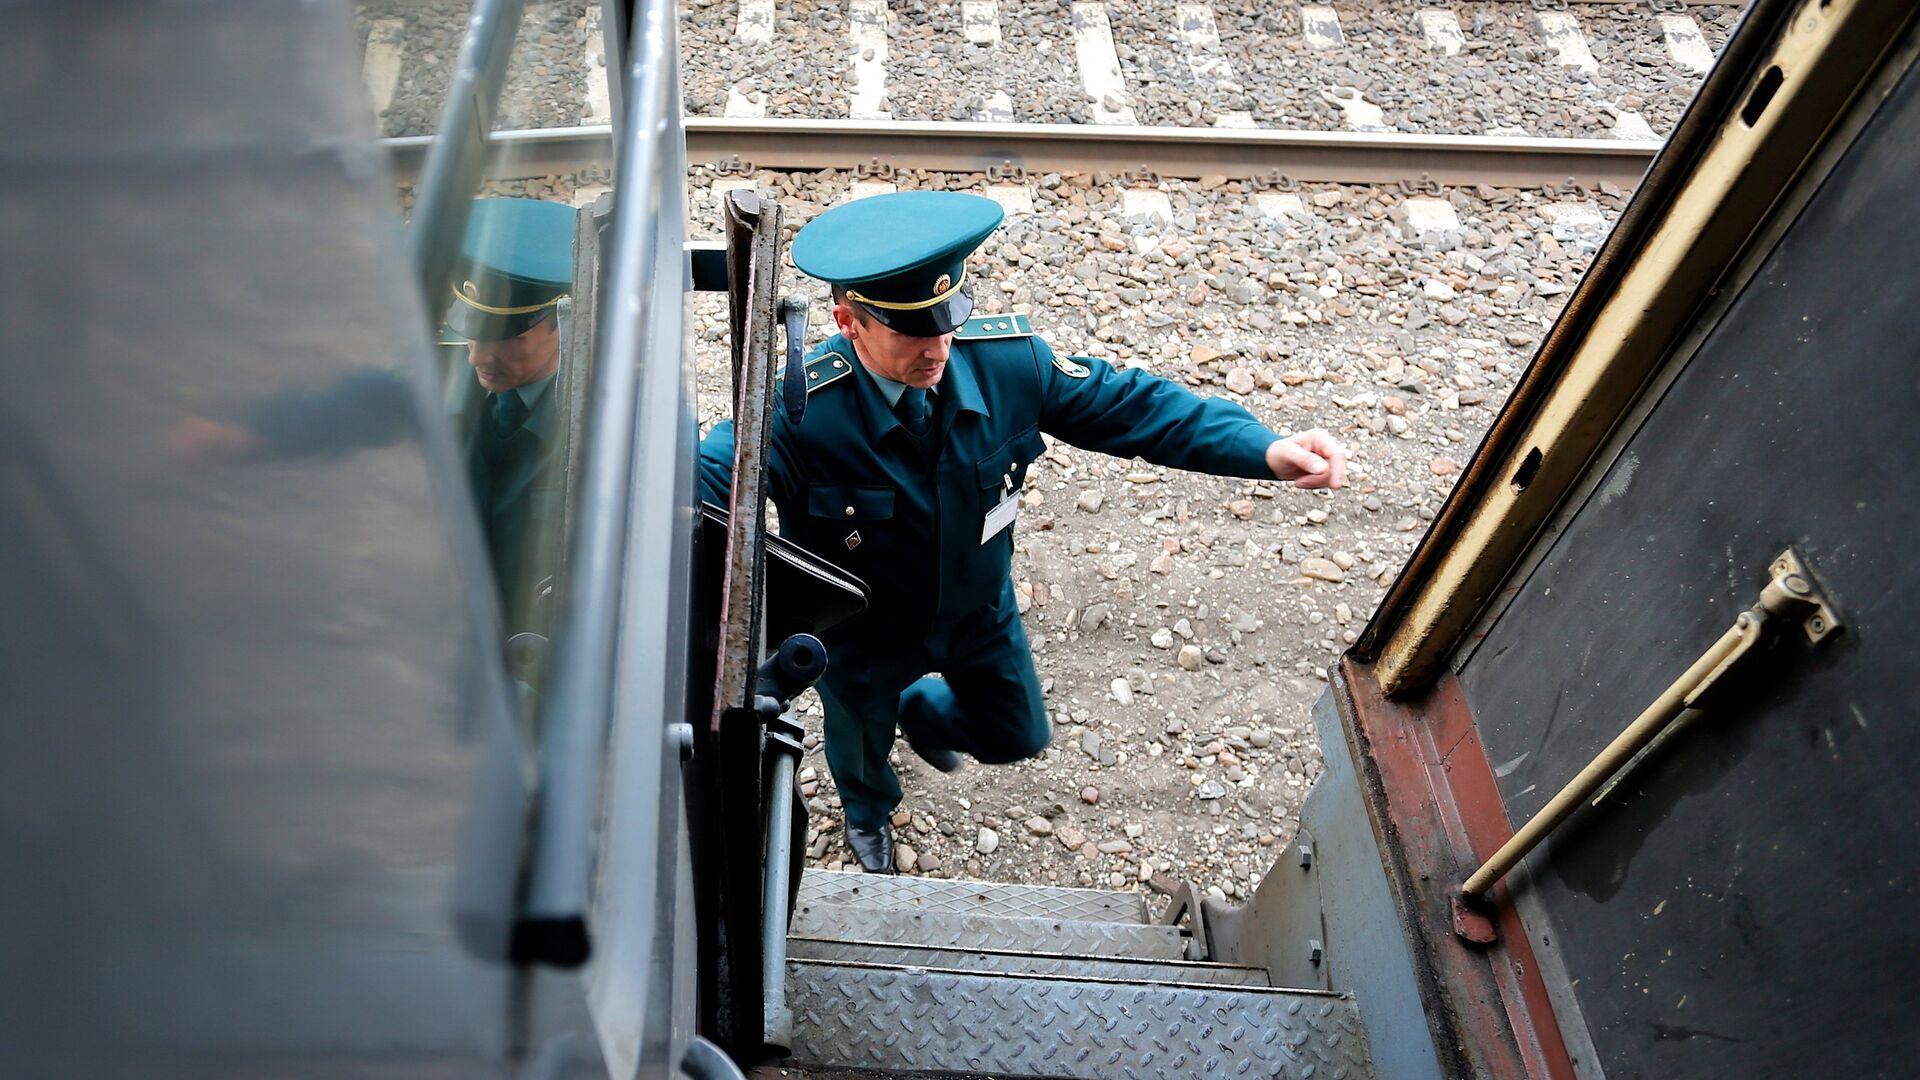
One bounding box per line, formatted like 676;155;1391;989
845;822;896;874
898;718;964;774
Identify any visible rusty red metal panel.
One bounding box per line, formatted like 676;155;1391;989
1335;658;1575;1080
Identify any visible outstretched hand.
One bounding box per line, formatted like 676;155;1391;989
170;417;266;462
1266;428;1348;490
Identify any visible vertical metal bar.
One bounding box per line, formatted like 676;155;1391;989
408;0;527;311
761;743;797;1055
599;0;629;144
520;0;679;956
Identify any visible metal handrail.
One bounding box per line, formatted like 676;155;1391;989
408;0;525;307
519;0;682;958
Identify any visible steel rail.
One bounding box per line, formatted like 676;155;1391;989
385;119;1661;190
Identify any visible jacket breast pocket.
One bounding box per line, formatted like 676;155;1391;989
974;427;1047;494
807;484;897;521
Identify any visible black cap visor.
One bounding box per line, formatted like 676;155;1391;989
855;288;974;338
445;302;553;343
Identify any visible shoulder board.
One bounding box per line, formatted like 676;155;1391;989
801;347;857;393
954;313;1033;341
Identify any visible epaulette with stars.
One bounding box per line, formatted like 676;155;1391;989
952;313;1033;341
800;347;856;393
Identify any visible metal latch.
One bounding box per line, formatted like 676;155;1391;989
1397;174;1443;197
853;158;896;182
711;154;756;176
1252;169;1299;192
1459;548;1843;903
987;162;1028;185
1120;165;1162;188
1542;176;1590;200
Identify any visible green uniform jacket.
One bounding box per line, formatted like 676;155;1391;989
247;366;564;638
698;315;1279;654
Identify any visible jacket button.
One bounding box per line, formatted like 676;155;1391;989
845;506;855;516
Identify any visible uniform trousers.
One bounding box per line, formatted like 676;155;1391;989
817;579;1051;831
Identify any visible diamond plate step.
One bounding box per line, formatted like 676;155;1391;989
792;900;1189;960
787;937;1270;986
797;868;1150;924
787;961;1376;1079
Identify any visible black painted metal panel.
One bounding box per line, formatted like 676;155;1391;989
1459;49;1920;1080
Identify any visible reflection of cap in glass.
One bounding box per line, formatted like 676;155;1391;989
444;198;575;341
790;191;1005;337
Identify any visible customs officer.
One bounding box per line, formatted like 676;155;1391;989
699;191;1347;873
174;197;575;643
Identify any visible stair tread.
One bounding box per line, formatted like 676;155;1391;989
791;900;1188;961
786;937;1271;986
796;868;1149;924
786;960;1377;1079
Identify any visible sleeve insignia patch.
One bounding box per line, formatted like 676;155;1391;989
1051;353;1092;379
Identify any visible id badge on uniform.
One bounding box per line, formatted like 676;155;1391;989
981;485;1019;544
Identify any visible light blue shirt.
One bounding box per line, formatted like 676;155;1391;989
513;371;556;410
868;370;934;411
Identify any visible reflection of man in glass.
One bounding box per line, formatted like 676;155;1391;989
441;198;574;642
172;198;575;645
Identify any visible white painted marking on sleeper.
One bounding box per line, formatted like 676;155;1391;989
710;178;758;204
845;180;899;202
974;90;1016;123
1214;110;1258;129
1540;200;1607;250
961;0;1001;46
986;185;1035;215
725;84;768;117
737;0;775;45
1176;4;1233;84
581;6;612;125
1416;9;1465;57
1299;5;1344;51
1253;192;1307;220
1324;87;1388;132
1534;11;1598;75
848;0;891;120
571;183;611;209
1658;14;1714;75
361;18;405;119
1120;188;1174;226
1072;3;1138;125
1405;197;1461;236
1607;108;1656;141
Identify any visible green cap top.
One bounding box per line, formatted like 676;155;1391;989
790;191;1005;337
444;198;576;341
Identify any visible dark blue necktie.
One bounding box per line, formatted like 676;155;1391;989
492;391;529;441
896;387;930;438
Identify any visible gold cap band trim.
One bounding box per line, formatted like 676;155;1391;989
451;284;569;316
845;266;966;312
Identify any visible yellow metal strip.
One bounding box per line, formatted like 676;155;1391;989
1375;0;1916;696
451;284;568;316
845;266;966;311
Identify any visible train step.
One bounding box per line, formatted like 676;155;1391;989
786;937;1272;987
796;867;1150;924
790;899;1190;961
784;961;1378;1079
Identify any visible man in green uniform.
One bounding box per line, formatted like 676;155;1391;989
174;197;574;641
699;191;1348;873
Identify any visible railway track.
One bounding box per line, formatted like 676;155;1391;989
362;0;1741;144
370;0;1745;190
384;116;1658;187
